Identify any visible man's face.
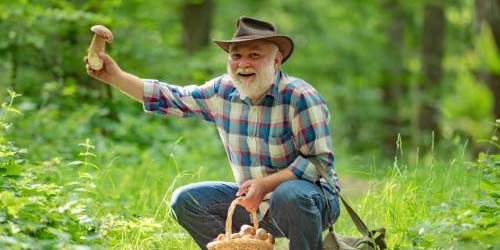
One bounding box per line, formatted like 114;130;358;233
227;40;282;101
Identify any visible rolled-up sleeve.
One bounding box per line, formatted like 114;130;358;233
143;77;221;123
287;89;334;183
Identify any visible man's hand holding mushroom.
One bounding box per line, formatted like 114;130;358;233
84;52;123;85
83;24;145;102
84;25;123;84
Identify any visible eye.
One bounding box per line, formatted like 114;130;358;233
250;53;260;59
230;53;241;60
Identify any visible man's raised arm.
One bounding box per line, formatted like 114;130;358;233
84;53;144;102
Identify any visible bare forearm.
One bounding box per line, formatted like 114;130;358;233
109;71;144;103
261;168;297;194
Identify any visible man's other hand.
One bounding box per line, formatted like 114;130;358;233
236;179;268;212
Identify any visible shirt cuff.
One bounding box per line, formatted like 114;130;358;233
143;79;160;112
287;155;320;183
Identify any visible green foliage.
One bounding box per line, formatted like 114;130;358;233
0;0;490;158
0;0;497;249
0;90;24;176
0;92;101;249
0;1;110;93
410;125;499;249
333;123;499;250
1;91;226;248
477;24;500;74
442;70;493;140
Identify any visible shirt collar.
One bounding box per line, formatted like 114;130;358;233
229;70;283;105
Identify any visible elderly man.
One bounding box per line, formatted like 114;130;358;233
85;16;340;250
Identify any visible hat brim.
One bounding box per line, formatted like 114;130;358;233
214;35;294;63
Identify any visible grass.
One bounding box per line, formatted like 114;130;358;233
2;92;497;249
88;135;492;249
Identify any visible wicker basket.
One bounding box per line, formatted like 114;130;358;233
206;197;273;250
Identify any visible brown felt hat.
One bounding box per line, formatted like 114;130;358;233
214;16;294;63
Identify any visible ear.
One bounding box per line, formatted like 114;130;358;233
274;51;283;70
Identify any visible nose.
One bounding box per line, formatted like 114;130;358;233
238;57;251;68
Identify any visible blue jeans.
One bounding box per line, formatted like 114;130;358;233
170;180;340;250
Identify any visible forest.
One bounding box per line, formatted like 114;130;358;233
0;0;499;249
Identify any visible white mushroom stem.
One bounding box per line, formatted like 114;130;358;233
89;35;106;53
87;35;106;70
87;25;112;70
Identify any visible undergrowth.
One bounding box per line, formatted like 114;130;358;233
335;122;499;250
1;91;498;249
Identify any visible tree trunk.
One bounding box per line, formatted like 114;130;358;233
418;3;446;145
474;0;500;119
181;0;214;53
382;0;406;155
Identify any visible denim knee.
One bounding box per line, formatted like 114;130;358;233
170;186;190;221
271;180;312;207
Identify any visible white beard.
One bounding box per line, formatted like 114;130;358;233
228;59;276;101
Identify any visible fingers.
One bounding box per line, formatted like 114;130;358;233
239;197;258;212
99;52;111;64
86;68;95;77
238;184;258;212
236;189;246;197
236;182;250;196
85;64;97;77
84;56;95;77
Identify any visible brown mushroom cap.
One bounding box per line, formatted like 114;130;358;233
255;228;268;240
90;25;113;43
240;225;256;236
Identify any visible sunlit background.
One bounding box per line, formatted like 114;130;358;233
0;1;498;249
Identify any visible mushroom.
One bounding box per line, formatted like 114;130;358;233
255;228;268;240
87;25;113;70
240;224;256;236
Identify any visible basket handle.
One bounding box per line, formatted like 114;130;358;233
225;197;259;242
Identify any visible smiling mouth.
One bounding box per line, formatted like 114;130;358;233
238;73;256;78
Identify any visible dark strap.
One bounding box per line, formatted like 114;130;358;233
318;180;334;232
309;157;371;237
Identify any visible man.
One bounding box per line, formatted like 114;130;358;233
85;16;340;250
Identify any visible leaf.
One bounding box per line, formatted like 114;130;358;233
6;89;21;98
4;163;22;176
0;236;19;245
78;172;93;179
67;161;84;166
0;151;16;157
58;200;78;213
480;179;498;192
46;227;71;241
0;191;26;218
79;152;96;157
477;24;500;74
5;107;22;116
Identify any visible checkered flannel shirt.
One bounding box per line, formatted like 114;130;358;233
143;71;340;191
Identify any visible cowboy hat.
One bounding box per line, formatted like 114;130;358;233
214;16;294;63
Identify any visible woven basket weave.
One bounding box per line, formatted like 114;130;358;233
206;197;273;250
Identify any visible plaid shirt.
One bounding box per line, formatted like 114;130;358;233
143;71;340;191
